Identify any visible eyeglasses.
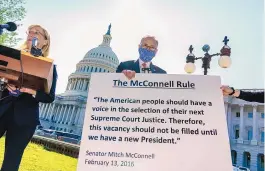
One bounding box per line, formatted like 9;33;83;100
26;30;46;39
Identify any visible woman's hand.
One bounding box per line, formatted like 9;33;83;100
7;84;21;96
122;70;136;80
20;87;37;95
220;85;233;96
220;85;240;97
7;84;17;92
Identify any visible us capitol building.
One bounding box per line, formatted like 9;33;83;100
39;24;119;135
38;25;264;171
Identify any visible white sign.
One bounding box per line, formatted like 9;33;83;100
77;73;232;171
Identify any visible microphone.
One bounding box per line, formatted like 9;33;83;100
32;37;38;48
30;37;43;57
0;22;17;32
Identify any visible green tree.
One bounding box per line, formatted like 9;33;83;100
0;0;26;47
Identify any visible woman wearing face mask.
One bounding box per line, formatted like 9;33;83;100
116;35;167;79
0;24;58;171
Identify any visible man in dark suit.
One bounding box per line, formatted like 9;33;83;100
116;35;166;78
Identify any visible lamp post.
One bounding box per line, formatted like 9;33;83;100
184;36;232;75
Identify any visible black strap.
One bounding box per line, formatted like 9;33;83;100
229;87;235;96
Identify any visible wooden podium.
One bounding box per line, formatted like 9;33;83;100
0;45;54;94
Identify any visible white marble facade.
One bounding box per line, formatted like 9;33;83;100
39;24;119;135
225;91;264;171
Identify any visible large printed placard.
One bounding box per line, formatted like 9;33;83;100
77;73;232;171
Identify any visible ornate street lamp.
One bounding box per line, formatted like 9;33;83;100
184;36;231;75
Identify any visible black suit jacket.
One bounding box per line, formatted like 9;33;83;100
116;59;167;74
238;90;264;103
0;65;58;127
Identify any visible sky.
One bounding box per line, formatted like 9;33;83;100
10;0;264;94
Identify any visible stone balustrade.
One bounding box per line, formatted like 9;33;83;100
30;135;80;158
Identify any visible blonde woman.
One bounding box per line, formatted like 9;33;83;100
0;25;58;171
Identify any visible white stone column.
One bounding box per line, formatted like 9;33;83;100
224;102;228;123
55;105;63;122
81;79;85;90
251;104;258;145
41;104;48;118
54;105;60;122
66;105;74;123
70;78;74;90
68;81;71;90
61;105;68;123
82;80;86;91
43;104;50;119
76;79;80;90
64;105;71;123
68;79;72;90
58;105;66;122
78;79;82;90
228;104;232;139
81;79;84;90
47;103;54;119
39;104;45;118
61;105;69;123
40;103;45;115
74;107;81;125
78;108;85;126
82;79;87;91
72;79;76;90
238;104;244;143
64;105;71;124
48;104;56;120
74;79;78;90
69;106;76;125
50;104;57;122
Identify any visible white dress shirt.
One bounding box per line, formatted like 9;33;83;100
139;59;151;73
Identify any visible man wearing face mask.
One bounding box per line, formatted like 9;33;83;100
116;36;166;78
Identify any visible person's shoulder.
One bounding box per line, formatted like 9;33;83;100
152;64;167;73
118;60;136;66
119;60;135;65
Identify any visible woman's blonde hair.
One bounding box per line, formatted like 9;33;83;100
21;25;50;57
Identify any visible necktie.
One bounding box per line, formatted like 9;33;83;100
141;63;150;73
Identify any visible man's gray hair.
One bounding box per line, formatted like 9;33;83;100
140;35;159;47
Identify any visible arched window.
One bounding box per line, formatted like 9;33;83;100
234;125;239;139
231;150;237;165
257;154;264;171
243;152;251;168
246;126;253;140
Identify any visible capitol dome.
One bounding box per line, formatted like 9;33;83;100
38;24;120;135
62;23;119;97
